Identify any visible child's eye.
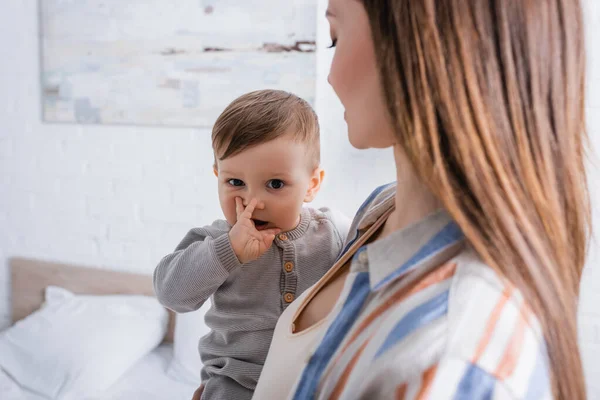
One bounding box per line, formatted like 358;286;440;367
267;179;285;190
227;179;245;187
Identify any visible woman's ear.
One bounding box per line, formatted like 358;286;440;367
213;166;218;178
304;168;325;203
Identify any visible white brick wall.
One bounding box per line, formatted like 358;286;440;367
0;0;598;397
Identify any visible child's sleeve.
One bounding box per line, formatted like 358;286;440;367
153;221;241;313
320;208;353;252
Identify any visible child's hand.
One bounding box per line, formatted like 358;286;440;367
229;197;281;264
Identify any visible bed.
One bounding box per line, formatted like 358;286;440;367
0;258;201;400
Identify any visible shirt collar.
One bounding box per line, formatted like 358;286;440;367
354;207;466;292
356;182;397;231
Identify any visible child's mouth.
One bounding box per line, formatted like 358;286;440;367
252;219;270;230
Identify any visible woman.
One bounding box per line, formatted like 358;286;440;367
253;0;590;398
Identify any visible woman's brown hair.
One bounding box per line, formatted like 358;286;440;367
361;0;590;398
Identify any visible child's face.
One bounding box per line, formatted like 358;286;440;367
215;134;322;233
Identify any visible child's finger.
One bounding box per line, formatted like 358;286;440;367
241;198;258;219
262;232;277;248
262;228;281;237
235;197;244;218
261;228;281;246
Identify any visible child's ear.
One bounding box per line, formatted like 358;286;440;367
304;168;325;203
213;166;218;178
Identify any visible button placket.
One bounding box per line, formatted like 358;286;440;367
278;232;297;309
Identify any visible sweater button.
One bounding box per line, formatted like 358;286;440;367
284;262;294;272
284;292;295;303
278;233;288;241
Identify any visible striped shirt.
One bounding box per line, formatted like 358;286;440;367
291;183;552;400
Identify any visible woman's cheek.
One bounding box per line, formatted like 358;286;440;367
331;42;355;94
329;57;344;101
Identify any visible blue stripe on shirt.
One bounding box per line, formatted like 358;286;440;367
292;272;371;400
375;289;449;358
455;363;495;400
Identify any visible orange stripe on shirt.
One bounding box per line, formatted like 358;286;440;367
471;285;514;363
495;302;530;379
329;339;370;400
392;364;437;400
396;383;408;400
416;364;438;399
340;262;457;357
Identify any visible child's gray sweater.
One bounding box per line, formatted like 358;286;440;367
153;207;350;400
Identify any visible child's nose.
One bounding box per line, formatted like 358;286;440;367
242;197;265;210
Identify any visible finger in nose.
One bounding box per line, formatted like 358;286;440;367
243;198;265;210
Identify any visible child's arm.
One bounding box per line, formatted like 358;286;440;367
153;221;240;313
153;199;281;313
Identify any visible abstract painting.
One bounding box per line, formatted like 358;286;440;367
40;0;317;127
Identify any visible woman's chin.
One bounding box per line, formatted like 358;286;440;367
348;131;371;150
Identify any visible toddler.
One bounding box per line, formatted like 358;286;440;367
154;90;350;400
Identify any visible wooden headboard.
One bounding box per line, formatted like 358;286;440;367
9;257;175;343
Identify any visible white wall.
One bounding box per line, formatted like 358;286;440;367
0;0;598;397
0;0;396;329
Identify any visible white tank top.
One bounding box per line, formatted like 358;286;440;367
251;281;334;399
252;208;392;399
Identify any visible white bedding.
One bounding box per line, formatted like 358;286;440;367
0;344;198;400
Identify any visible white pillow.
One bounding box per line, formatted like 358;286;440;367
0;286;168;400
167;299;212;385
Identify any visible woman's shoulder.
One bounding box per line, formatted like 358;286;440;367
347;182;397;233
358;181;397;214
439;247;551;398
448;247;545;342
